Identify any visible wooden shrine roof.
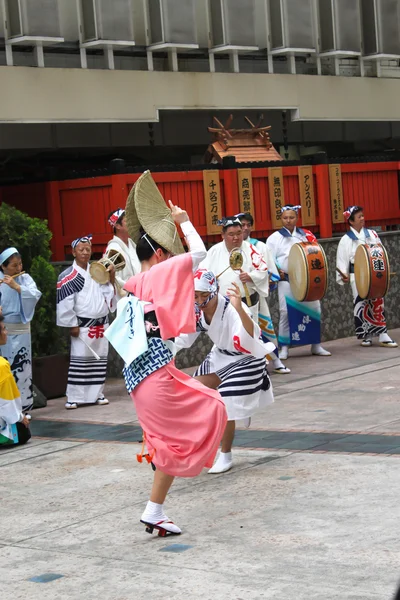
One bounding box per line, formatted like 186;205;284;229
204;115;283;164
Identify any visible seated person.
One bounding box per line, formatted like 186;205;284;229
0;315;31;446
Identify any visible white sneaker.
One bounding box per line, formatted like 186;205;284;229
279;346;289;360
361;338;372;347
65;402;78;410
311;344;331;356
95;398;109;405
140;518;182;537
208;452;233;474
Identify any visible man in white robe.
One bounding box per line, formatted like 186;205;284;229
200;216;288;374
336;205;397;348
106;208;141;300
266;205;331;360
56;235;117;410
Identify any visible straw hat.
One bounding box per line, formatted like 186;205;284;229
125;170;185;256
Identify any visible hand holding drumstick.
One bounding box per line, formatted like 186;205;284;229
336;268;350;284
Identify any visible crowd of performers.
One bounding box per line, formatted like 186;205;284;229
0;193;398;536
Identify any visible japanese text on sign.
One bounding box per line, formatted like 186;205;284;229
203;170;222;235
298;166;316;226
268;167;285;229
329;164;344;224
237;168;254;216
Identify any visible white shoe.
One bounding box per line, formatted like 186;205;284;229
311;345;331;356
208;452;233;474
65;402;78;410
95;398;109;405
274;366;291;374
279;346;289;360
140;518;182;537
361;338;372;347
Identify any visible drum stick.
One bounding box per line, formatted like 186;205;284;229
336;267;348;280
0;271;25;284
78;336;101;361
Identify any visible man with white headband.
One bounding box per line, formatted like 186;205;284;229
199;215;289;374
336;205;397;348
56;235;117;409
266;205;331;360
106;208;140;300
176;268;275;474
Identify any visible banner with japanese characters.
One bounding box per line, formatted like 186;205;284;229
203;170;223;235
237;168;254;216
268;167;285;229
329;164;345;223
298;166;316;227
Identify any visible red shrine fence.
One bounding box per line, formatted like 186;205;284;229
0;160;399;260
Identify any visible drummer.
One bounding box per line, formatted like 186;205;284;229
266;205;331;360
336;205;397;348
200;216;289;374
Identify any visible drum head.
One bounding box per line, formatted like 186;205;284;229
354;245;370;299
354;243;390;299
89;262;109;285
288;244;308;302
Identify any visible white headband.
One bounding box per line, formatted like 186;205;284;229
281;205;301;214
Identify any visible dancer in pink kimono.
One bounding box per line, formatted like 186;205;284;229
120;202;227;537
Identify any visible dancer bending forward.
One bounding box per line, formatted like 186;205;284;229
113;202;226;537
176;269;275;475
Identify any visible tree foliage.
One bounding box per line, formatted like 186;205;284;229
0;203;66;357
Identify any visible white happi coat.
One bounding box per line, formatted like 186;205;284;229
56;261;116;404
266;227;322;346
106;236;141;300
200;240;270;320
177;294;275;420
336;226;381;300
0;273;41;410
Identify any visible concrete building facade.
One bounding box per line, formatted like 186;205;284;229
1;0;400;167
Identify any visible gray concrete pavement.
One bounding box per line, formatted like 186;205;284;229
2;330;400;600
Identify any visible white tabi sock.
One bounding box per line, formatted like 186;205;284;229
379;333;392;343
141;500;167;524
215;451;232;465
272;357;285;370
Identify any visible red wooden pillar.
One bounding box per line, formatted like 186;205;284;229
314;164;332;239
45;181;65;260
110;159;128;208
221;156;240;217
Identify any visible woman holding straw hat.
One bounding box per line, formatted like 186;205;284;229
107;171;227;537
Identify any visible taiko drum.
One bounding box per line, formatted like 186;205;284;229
354;243;390;300
288;242;328;302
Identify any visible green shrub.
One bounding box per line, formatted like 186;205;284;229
0;203;66;357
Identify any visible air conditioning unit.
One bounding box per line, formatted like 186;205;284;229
209;0;258;48
147;0;197;47
3;0;63;41
269;0;315;52
79;0;135;44
318;0;362;55
361;0;400;56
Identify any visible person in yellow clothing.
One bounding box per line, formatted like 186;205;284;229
0;315;31;446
